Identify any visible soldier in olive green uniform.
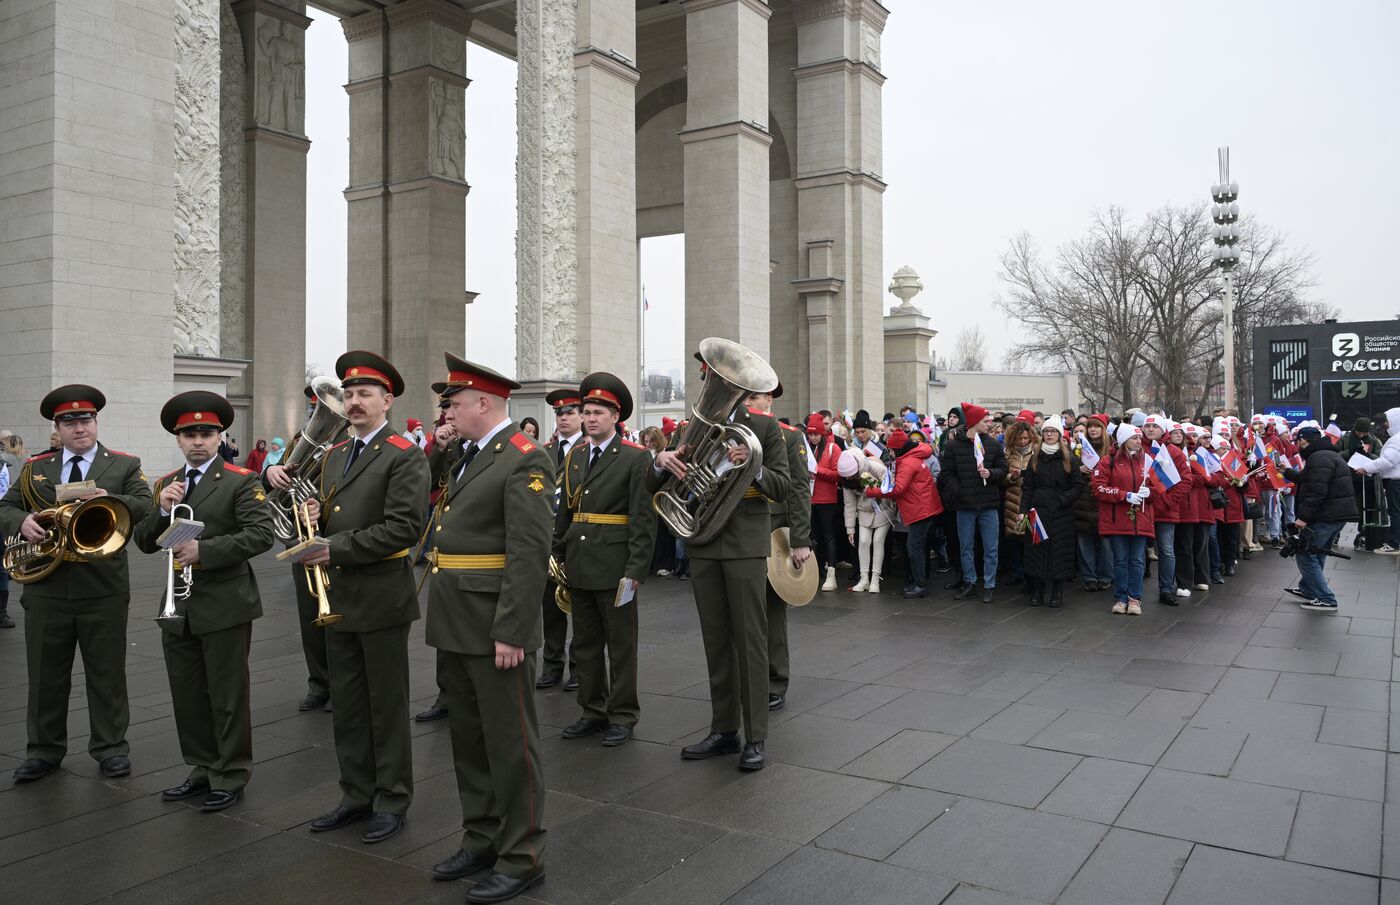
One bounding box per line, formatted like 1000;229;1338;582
298;352;429;845
649;353;789;771
288;383;333;712
555;374;656;747
425;353;550;904
537;389;582;690
746;384;813;711
0;385;153;783
133;391;274;811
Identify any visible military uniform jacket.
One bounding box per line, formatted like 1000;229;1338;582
645;408;790;560
426;424;554;656
133;457;276;635
552;436;657;591
315;425;430;632
773;421;813;548
0;443;153;599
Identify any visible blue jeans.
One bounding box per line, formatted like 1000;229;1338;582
1296;521;1343;604
1108;535;1147;602
957;508;1000;588
1154;522;1177;595
906;517;932;586
1208;523;1222;579
1077;532;1113;584
1262;490;1281;539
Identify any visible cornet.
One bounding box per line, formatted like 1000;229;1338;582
156;502;204;626
299;500;341;627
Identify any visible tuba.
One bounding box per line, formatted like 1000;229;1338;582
3;496;132;584
652;337;778;546
267;376;349;543
547;555;572;614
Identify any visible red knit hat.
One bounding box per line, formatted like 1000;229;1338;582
887;428;909;449
805;413;826;433
961;402;989;428
1090;413;1110;428
1015;409;1036;423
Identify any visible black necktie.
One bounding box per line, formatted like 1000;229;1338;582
457;443;479;480
588;446;602;474
67;456;82;483
344;439;365;476
182;468;200;502
557;438;569;467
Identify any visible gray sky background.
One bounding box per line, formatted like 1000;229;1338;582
303;0;1399;388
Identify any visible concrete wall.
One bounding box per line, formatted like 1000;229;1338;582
929;370;1084;418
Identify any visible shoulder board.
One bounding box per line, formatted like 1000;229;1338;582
160;467;183;482
329;439;351;451
778;421;800;433
106;449;135;457
621;438;645;450
510;433;537;454
385;434;413;451
223;462;254;476
25;451;55;463
747;407;772;418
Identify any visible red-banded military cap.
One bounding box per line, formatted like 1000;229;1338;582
41;384;106;421
159;390;234;434
336;350;405;396
578;372;633;422
431;352;521;399
545;388;582;409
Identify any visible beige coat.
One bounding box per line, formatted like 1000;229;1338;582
842;453;895;534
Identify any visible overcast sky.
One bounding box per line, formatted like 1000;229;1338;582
303;0;1399;382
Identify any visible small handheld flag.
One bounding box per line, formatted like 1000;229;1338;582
1080;442;1100;470
1027;508;1049;544
973;433;986;485
1263;460;1287;492
1152;444;1182;490
1219;448;1249;481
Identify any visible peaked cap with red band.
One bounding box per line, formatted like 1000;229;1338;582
160;390;234;435
336;350;405;396
578;371;634;422
545;388;582;409
41;384;106;421
432;351;521;399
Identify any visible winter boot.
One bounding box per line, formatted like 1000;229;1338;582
1048;580;1064;608
1026;579;1043;607
851;573;870;593
868;572;881;594
821;566;837;592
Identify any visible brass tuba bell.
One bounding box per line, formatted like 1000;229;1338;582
3;496;133;584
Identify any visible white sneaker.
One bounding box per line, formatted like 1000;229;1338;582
1175;588;1192;598
1375;545;1400;555
821;567;837;592
1194;583;1209;591
1126;599;1143;615
868;576;881;593
1111;601;1127;615
1248;543;1264;552
656;569;671;577
851;576;870;592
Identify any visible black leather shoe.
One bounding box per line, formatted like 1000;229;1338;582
361;812;404;844
415;705;449;722
561;718;607;739
981;587;995;604
433;848;496;881
1158;593;1179;606
13;758;57;784
298;693;329;712
954;582;977;600
563;674;578;691
602;725;631;747
161;778;210;801
767;693;785;711
739;741;766;771
1048;591;1063;609
99;755;131;778
1027;590;1043;607
902;585;926;599
535;673;562;690
466;871;545;904
200;789;241;812
1223;567;1236;577
309;804;370;832
943;576;965;590
681;731;740;760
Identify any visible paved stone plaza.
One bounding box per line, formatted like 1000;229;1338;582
1;543;1397;905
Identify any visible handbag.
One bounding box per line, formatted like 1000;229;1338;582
1208;487;1227;509
1243;497;1262;519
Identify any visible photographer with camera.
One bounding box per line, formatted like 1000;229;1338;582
1281;426;1358;612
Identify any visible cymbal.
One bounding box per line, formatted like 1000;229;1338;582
767;527;817;606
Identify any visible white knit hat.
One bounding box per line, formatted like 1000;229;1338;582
1114;422;1140;446
837;448;862;478
1041;415;1065;436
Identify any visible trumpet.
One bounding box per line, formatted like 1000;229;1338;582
157;502;203;626
299;500;340;627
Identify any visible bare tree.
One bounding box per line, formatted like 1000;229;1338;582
951;325;989;370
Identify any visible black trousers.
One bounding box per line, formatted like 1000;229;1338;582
1218;522;1240;572
1176;522;1210;587
539;581;573;679
811;502;842;573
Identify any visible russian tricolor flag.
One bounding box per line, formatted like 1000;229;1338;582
1252;432;1269;462
1192;446;1222;476
1151;443;1181;489
1027;508;1049;544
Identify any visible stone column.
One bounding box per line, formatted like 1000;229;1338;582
681;0;773;387
575;0;641;386
232;0;310;455
343;0;470;426
792;0;888;412
793;240;842;416
883;267;935;414
0;0;177;468
514;0;579;427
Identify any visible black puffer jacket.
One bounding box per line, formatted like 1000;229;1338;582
1285;438;1359;524
938;429;1008;511
1019;447;1086;580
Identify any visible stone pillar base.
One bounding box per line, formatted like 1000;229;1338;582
884;307;936;416
174;355;253;451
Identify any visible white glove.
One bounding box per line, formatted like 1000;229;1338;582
1126;492;1144;506
1136;487;1151;499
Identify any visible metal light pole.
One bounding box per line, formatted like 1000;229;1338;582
1210;147;1242;411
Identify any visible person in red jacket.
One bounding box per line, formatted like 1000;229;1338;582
1211;434;1246;578
869;428;942;597
1175;424;1211;593
806;413;843;591
1092;423;1154;615
1143;416;1195;607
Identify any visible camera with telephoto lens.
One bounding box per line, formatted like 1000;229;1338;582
1278;524;1351;560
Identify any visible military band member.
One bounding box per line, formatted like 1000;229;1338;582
537;389;581;690
554;374;656;747
0;385;153;783
746;384;813;711
649;358;790;771
133;392;274;811
415;406;460;724
426;353;550;903
297;351;429;844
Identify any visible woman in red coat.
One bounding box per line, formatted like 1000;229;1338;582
806;413;843;591
1179;425;1215;591
1091;423;1154;615
1211;435;1246;578
869;429;943;597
